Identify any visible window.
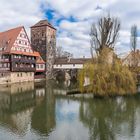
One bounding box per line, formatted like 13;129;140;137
21;73;22;77
19;40;21;44
3;63;7;68
41;64;43;68
7;63;10;67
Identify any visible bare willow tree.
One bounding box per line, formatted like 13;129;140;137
90;15;120;57
130;25;138;68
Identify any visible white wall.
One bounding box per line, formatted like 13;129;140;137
36;64;45;71
53;64;83;69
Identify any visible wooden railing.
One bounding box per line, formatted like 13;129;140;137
12;67;35;72
11;58;36;64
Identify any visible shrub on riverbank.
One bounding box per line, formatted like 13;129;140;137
78;48;137;96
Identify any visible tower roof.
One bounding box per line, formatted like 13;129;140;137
31;19;56;30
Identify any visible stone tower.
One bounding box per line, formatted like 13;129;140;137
31;20;56;79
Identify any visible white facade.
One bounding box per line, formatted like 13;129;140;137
36;64;45;71
53;64;83;69
11;28;33;53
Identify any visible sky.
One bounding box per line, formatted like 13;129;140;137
0;0;140;58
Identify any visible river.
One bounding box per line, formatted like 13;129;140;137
0;81;140;140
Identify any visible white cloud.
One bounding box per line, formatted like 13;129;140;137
45;0;140;57
0;0;44;33
46;0;117;20
1;0;140;57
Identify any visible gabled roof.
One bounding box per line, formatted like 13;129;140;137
122;50;140;63
0;26;39;57
36;52;45;64
0;26;23;52
31;19;56;30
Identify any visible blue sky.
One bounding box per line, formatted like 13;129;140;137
0;0;140;57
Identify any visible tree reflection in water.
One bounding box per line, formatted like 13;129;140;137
79;96;139;140
0;81;140;139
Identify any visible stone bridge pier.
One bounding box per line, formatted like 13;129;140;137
52;69;78;83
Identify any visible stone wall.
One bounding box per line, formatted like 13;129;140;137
31;26;47;61
10;72;34;83
31;23;56;79
46;26;56;79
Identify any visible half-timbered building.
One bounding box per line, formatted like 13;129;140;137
0;26;39;84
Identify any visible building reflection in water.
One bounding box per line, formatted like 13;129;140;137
0;82;56;137
31;82;56;135
0;82;35;135
0;81;140;139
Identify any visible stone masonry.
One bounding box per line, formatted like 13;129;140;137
31;20;56;79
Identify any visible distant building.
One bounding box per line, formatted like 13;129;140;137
31;20;56;79
0;26;39;84
53;57;91;70
123;50;140;67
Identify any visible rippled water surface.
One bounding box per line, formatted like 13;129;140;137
0;81;140;140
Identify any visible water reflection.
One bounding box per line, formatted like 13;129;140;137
79;97;140;140
0;82;139;139
32;83;56;136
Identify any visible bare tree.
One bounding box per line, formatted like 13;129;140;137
130;25;138;68
90;15;120;57
56;46;73;58
130;25;137;52
56;46;63;58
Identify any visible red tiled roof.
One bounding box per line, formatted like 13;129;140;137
54;57;92;64
5;50;40;57
31;19;56;30
0;26;23;52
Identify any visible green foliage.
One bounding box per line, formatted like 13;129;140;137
78;48;137;96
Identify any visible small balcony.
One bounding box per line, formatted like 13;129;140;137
11;58;36;64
